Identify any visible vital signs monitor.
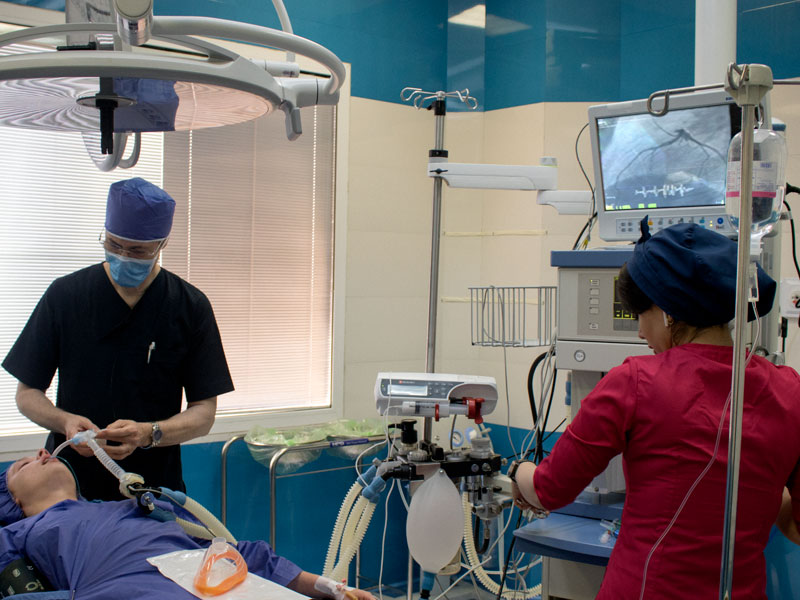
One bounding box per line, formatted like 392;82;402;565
590;89;749;242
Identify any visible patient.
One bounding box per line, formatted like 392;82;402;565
0;450;375;600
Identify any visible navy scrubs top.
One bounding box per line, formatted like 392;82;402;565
3;264;234;500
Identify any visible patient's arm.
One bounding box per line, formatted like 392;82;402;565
234;540;374;598
286;571;376;600
776;487;800;545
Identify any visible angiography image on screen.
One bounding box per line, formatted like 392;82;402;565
597;104;735;211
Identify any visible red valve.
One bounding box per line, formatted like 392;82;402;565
465;397;485;424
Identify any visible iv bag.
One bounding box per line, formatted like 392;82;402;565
406;470;464;573
725;128;786;248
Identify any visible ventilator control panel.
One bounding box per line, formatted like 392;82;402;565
558;267;642;341
551;249;650;372
612;213;734;238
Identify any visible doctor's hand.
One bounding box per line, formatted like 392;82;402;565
63;413;101;458
96;420;150;460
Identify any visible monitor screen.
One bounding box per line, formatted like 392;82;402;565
589;90;746;242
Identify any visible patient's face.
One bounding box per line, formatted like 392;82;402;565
6;449;74;512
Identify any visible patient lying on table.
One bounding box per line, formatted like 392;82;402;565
0;449;375;600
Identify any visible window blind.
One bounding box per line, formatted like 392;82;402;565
0;128;163;435
162;104;336;414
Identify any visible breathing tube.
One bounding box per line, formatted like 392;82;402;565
52;430;144;498
53;430;237;544
323;462;380;582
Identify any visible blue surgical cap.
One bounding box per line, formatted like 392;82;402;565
626;223;776;327
105;177;175;241
0;470;24;525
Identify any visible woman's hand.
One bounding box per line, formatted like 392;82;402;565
510;461;549;517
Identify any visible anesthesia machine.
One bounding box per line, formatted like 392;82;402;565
324;372;542;600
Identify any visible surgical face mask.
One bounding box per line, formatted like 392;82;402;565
105;251;157;287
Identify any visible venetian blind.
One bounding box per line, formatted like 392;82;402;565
162;104;336;414
0;128;163;435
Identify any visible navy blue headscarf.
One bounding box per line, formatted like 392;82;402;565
626;221;776;327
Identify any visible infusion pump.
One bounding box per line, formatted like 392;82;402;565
374;372;498;424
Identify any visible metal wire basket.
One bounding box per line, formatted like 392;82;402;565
469;286;557;347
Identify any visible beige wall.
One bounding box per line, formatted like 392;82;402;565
342;89;800;435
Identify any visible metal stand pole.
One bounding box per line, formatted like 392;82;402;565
399;87;478;600
423;96;447;443
719;104;754;600
220;433;246;526
719;63;773;600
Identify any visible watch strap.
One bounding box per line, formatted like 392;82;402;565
141;422;162;449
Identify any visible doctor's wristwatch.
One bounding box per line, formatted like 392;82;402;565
142;422;163;449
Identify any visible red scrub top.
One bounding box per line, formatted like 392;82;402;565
534;343;800;600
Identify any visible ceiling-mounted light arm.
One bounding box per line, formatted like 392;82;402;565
113;0;153;46
270;0;296;63
0;15;347;150
0;19;344;101
151;17;345;101
151;16;346;141
0;23;240;63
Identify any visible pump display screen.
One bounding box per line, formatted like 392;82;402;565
387;383;428;396
596;104;739;212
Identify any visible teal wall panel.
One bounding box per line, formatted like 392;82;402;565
156;0;449;105
619;0;694;100
4;0;800;105
447;0;486;112
738;1;800;81
484;0;621;109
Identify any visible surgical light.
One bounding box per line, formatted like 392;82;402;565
0;2;345;169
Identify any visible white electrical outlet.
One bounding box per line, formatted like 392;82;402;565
779;278;800;318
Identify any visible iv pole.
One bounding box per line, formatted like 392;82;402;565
400;88;478;444
646;64;800;600
399;87;477;600
718;62;772;600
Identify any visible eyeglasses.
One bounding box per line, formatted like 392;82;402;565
99;231;164;259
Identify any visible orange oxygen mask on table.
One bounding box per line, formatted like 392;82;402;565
193;537;247;596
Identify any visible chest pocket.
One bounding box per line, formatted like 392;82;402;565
110;305;190;422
